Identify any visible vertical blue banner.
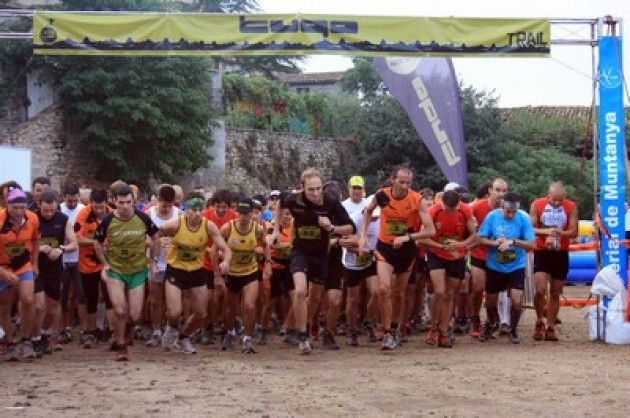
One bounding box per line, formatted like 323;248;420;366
598;35;627;287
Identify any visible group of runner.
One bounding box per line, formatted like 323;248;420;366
0;167;578;361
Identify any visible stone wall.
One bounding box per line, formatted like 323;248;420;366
0;106;360;194
224;129;359;195
0;105;66;191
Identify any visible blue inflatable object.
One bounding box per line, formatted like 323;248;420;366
566;268;597;284
569;251;597;270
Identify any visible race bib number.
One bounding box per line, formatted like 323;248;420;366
496;250;516;264
109;246;141;260
275;246;291;260
177;245;202;262
356;252;374;267
386;220;407;236
234;250;254;264
439;234;459;244
4;243;26;258
39;237;59;248
297;226;321;240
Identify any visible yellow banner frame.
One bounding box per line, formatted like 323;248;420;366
33;12;550;57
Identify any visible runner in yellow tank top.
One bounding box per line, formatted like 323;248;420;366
158;192;232;355
216;197;271;354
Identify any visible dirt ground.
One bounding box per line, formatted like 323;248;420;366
2;286;629;418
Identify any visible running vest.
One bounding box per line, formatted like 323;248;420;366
532;197;576;250
97;209;158;275
377;187;421;245
75;204;108;274
38;211;68;276
427;203;472;260
60;202;84;264
148;205;179;271
0;209;39;275
166;216;208;272
271;221;293;269
226;220;259;277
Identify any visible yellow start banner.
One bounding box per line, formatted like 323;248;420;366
33;12;550;57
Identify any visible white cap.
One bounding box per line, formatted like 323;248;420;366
444;182;460;192
367;195;381;217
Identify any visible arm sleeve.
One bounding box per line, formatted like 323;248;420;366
136;210;159;237
95;214;113;243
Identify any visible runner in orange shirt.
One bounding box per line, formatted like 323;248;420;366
359;166;434;350
0;187;40;360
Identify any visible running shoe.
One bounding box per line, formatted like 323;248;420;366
221;332;237;351
298;338;312;355
41;335;53;355
282;330;299;346
469;317;481;339
509;329;521;344
425;326;438;347
4;344;18;362
381;332;397;350
31;339;44;358
437;332;453;348
58;328;73;344
373;325;385;342
499;323;511;336
544;326;559;342
478;322;498;343
83;334;97;349
532;320;545;341
322;330;340;350
199;328;215;345
257;328;268;346
114;346;129;361
146;331;162;348
178;337;197;354
161;326;178;352
346;331;359;347
242;337;257;354
22;340;37;359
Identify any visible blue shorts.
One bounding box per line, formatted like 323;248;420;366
0;270;34;293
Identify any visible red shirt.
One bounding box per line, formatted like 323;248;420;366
470;199;493;261
202;208;237;270
427;203;473;260
532;197;576;251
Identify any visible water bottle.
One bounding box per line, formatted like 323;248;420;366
551;235;559;250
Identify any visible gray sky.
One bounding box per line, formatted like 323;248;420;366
259;0;629;107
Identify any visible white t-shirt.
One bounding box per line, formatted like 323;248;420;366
148;206;180;271
59;202;85;264
342;210;379;271
342;197;367;217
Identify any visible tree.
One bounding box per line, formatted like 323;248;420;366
341;57;386;103
48;0;214;186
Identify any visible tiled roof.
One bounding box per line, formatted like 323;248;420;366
500;105;628;121
277;71;346;85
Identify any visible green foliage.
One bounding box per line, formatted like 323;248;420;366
0;19;33;118
58;56;214;185
341;57;386;102
499;110;592;156
61;0;170;11
469;141;595;217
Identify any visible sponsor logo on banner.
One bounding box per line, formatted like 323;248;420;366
374;57;467;186
32;12;550;57
598;35;626;286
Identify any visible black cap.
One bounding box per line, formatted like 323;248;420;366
236;197;254;214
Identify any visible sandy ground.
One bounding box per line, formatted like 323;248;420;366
2;286;630;418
